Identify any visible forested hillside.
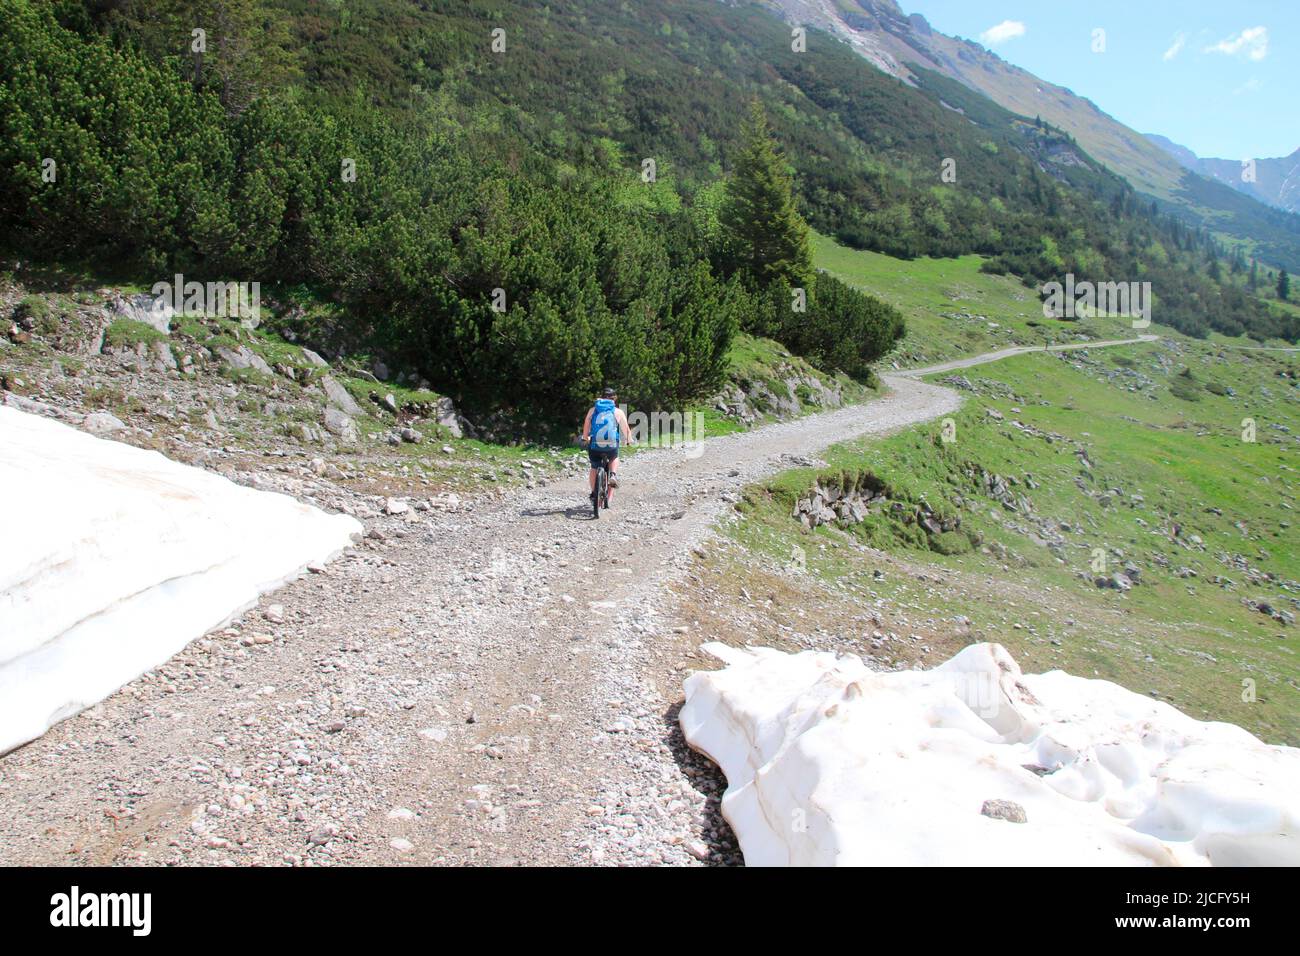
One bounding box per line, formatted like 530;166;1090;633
3;0;911;425
1;0;1294;431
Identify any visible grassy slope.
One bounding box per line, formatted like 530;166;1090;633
734;339;1299;743
722;241;1300;745
815;232;1298;365
812;232;1146;367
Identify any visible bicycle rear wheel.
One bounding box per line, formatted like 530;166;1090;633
593;467;605;519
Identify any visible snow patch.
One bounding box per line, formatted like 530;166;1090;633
0;405;362;753
680;642;1300;866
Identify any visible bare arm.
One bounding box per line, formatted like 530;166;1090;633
616;408;632;444
580;408;593;442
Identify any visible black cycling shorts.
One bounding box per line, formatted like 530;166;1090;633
588;448;618;469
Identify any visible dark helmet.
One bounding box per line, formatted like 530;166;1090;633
601;387;617;398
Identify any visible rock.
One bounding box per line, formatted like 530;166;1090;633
214;344;272;375
384;497;410;516
684;840;711;861
435;396;463;438
606;716;637;733
301;348;328;367
980;799;1027;824
322;406;358;443
263;604;285;624
399;427;421;444
387;808;417;821
110;292;174;335
308;823;339;845
151;340;177;372
83;411;127;435
390;838;414;853
288;421;324;443
321;376;364;416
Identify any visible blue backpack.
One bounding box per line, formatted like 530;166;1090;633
589;398;620;451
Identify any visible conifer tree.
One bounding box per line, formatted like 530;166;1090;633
719;101;813;288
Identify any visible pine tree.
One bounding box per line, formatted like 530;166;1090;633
110;0;300;115
719;101;813;289
1280;269;1291;302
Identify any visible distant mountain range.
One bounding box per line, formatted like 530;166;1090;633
755;0;1300;268
1144;135;1300;215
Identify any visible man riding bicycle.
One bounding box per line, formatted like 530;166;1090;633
580;387;631;504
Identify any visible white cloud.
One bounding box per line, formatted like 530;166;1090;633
1233;77;1264;95
979;20;1026;47
1162;32;1187;61
1204;26;1269;61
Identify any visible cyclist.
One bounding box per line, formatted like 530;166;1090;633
580;387;630;503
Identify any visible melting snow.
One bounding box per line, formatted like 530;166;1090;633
0;406;361;753
681;642;1299;866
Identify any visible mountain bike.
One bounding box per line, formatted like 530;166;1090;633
583;442;615;518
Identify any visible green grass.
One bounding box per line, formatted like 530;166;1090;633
813;232;1158;366
103;317;169;349
730;334;1300;744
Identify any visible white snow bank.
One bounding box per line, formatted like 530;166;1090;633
681;641;1300;866
0;405;361;753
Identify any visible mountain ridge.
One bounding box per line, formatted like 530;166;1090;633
1145;134;1300;215
754;0;1300;269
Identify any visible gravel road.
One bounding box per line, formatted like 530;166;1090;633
0;339;1150;866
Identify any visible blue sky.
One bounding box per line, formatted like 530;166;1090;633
898;1;1298;160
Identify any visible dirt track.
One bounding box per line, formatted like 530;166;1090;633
0;337;1155;866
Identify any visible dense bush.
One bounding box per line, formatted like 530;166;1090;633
739;275;903;380
0;0;744;423
790;273;905;379
32;0;1295;346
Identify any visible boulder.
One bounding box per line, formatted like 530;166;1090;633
288;421;324;444
435;396;463;438
322;406;357;443
82;411;126;435
110;293;174;335
151;340;177;373
322;376;364;417
214;345;272;376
